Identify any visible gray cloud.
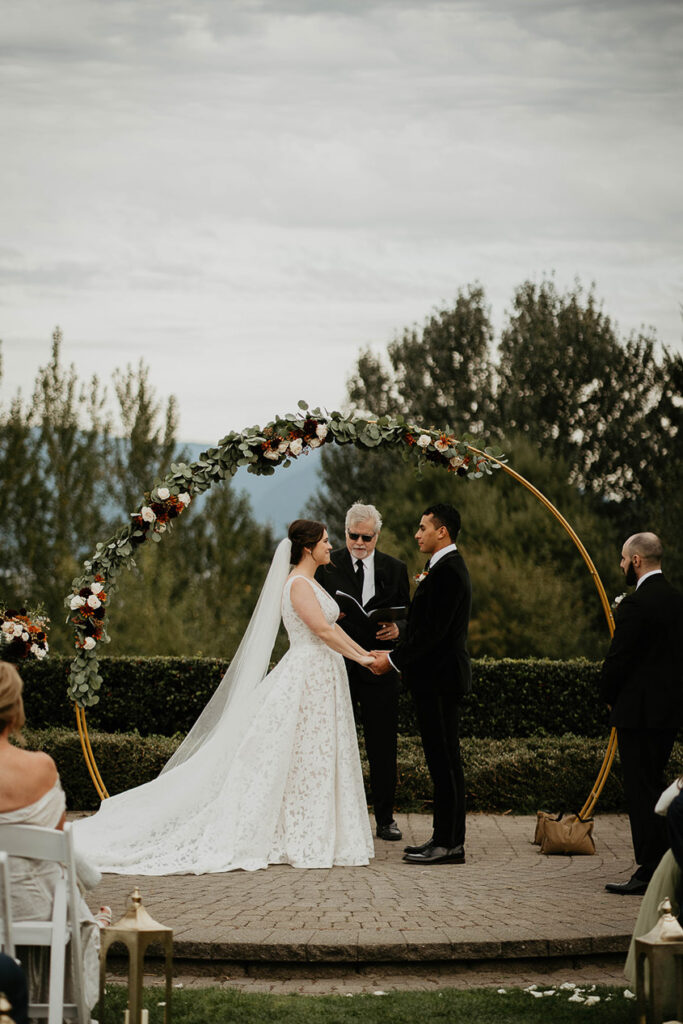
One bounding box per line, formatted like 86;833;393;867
1;0;681;439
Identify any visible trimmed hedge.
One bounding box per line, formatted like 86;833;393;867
22;727;667;815
20;656;611;738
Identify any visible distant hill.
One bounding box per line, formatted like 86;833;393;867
183;442;323;536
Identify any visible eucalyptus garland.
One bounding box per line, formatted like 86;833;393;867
65;402;504;706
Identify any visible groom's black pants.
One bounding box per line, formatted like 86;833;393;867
412;688;465;849
347;663;399;827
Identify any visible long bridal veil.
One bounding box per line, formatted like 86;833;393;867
72;537;299;873
161;536;292;773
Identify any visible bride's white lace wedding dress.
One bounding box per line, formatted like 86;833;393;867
73;574;374;874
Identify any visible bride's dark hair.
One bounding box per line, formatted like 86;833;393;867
289;519;326;564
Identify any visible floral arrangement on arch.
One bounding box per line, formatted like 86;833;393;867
65;402;504;707
0;607;50;661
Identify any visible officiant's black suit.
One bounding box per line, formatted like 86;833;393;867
316;548;410;826
392;550;472;850
600;573;683;879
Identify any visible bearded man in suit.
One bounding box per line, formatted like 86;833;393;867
601;532;683;895
316;502;410;841
371;503;472;865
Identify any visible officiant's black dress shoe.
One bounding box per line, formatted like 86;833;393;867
604;875;649;895
376;820;402;841
403;844;465;865
403;838;435;854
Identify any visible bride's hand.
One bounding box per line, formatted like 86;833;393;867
359;654;375;667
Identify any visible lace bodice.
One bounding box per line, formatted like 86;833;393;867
282;575;340;649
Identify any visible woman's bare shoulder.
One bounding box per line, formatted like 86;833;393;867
6;748;58;795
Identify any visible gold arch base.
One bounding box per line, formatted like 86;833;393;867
76;444;617;815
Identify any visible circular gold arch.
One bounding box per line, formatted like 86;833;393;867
67;410;615;814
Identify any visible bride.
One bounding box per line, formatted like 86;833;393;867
73;520;377;873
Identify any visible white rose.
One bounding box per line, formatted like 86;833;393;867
156;522;167;533
37;648;47;659
91;582;104;595
30;643;40;656
157;487;170;501
435;439;450;452
141;506;156;523
178;492;191;506
21;631;29;641
1;621;13;635
87;595;101;609
83;636;96;650
316;424;328;440
417;434;431;448
308;437;321;448
289;438;304;456
277;440;289;453
263;448;280;460
12;623;24;637
44;641;49;652
70;595;86;610
449;455;465;469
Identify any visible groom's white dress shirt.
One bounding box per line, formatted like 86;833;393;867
426;543;457;570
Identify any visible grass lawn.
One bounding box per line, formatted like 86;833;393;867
99;984;638;1023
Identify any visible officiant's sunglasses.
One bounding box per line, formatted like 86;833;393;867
347;531;375;542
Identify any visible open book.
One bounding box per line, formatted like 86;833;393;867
335;590;407;624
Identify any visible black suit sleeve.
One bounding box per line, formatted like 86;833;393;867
599;595;646;706
392;565;469;672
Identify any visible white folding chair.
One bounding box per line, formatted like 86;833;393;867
0;823;88;1024
0;851;15;957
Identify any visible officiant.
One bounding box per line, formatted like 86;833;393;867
316;502;410;841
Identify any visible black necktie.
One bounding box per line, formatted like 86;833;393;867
354;559;364;598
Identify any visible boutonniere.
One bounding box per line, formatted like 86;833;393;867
612;593;627;610
414;569;430;584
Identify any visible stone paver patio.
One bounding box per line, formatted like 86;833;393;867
87;812;645;986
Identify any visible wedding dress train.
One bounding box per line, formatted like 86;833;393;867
73;573;374;873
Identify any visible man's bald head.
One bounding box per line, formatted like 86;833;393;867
620;532;663;585
624;533;663;567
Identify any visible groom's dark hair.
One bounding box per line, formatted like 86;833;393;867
423;503;461;542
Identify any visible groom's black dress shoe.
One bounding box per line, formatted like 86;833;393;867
604;875;649;895
376;820;403;841
403;838;435;855
403;844;465;865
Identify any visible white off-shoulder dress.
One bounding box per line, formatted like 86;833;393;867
73;576;374;874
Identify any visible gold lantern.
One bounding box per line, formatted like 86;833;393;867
99;888;173;1024
635;896;683;1024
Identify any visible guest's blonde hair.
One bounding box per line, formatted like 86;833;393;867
0;662;26;734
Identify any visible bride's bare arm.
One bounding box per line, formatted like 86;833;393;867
290;579;374;666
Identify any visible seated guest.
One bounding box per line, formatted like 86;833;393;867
0;662;100;1014
0;952;28;1024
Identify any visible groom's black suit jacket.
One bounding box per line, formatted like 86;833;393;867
600;573;683;729
316;548;410;650
391;550;472;699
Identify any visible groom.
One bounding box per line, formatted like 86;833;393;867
371;503;472;865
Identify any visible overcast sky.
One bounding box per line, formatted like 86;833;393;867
1;0;681;443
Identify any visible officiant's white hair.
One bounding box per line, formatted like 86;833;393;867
345;502;382;533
